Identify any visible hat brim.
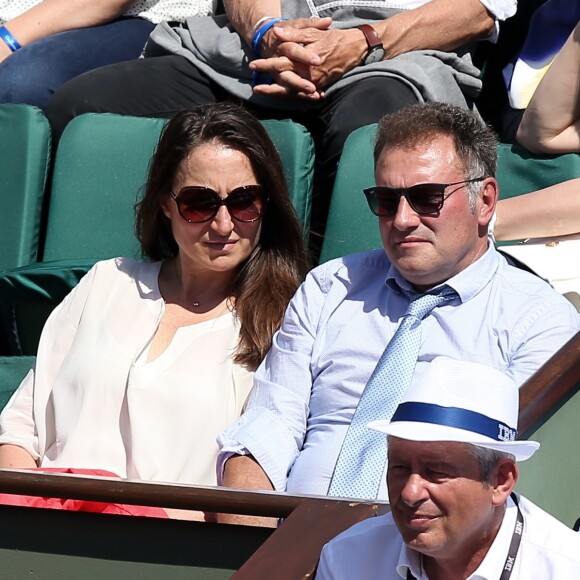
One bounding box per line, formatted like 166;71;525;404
368;419;540;462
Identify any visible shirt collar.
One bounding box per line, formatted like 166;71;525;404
470;495;517;579
135;260;163;298
385;243;500;303
396;541;423;579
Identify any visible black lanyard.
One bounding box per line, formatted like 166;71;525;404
406;494;524;580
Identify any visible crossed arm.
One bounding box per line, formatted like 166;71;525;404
517;22;580;154
225;0;495;99
0;0;135;63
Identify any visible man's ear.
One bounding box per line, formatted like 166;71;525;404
491;459;518;507
477;177;499;227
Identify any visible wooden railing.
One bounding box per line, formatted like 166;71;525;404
518;330;580;438
0;331;577;578
0;468;387;579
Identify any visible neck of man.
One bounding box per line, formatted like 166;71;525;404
422;503;507;580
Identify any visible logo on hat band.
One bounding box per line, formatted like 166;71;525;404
390;402;518;442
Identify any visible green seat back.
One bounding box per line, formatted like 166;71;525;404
41;114;314;263
0;104;51;270
41;114;166;262
496;145;580;245
260;118;314;236
497;144;580;200
319;124;380;263
0;356;36;411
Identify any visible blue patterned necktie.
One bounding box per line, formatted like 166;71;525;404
328;285;457;499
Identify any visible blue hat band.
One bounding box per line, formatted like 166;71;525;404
391;402;517;442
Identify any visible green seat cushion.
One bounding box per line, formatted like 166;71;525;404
0;260;95;356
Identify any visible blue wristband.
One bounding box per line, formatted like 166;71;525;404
250;17;287;58
0;26;21;52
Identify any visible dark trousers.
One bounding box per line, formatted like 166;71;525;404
0;18;155;109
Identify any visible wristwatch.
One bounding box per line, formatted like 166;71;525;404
357;24;385;65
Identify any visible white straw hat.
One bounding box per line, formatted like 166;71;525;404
368;357;540;461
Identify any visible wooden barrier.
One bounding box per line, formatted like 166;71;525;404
0;331;577;578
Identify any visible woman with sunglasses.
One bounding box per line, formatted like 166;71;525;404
0;103;309;513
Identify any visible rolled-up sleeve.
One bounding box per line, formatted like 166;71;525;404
477;0;517;21
218;267;330;491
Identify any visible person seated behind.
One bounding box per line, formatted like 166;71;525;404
0;0;215;108
515;15;580;154
499;0;580;146
0;103;308;493
316;357;580;579
493;178;580;242
216;102;580;520
44;0;513;215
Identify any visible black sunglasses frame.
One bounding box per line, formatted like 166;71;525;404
170;185;268;223
363;177;486;217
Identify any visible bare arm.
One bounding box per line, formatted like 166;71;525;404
0;0;135;63
0;444;37;468
223;0;281;46
517;23;580;154
494;178;580;241
217;454;277;526
251;0;495;97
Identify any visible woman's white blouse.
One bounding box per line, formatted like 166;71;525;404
0;258;253;486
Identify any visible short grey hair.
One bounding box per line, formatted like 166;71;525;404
466;444;516;485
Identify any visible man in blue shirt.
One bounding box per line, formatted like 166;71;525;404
217;102;579;518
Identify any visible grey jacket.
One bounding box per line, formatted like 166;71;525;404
146;0;482;112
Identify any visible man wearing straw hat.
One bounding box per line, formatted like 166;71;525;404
316;358;580;579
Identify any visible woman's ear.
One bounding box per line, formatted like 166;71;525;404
160;194;172;220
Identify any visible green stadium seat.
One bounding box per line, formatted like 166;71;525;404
0;356;36;411
40;114;314;263
319;127;580;263
318;124;379;264
40;114;167;262
496;143;580;204
0;113;315;359
0;104;51;271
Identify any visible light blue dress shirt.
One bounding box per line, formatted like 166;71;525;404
218;246;579;498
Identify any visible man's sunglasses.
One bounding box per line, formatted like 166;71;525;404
363;177;485;217
170;185;267;223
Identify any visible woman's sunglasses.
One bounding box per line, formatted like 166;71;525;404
363;177;485;217
170;185;267;223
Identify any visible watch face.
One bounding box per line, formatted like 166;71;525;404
364;45;385;65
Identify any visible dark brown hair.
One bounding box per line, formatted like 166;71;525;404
136;103;309;368
374;103;498;208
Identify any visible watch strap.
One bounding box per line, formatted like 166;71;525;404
357;24;382;50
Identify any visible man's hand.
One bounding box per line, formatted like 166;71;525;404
252;24;368;99
216;454;278;527
251;17;339;99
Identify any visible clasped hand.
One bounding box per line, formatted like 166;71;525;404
250;17;365;100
